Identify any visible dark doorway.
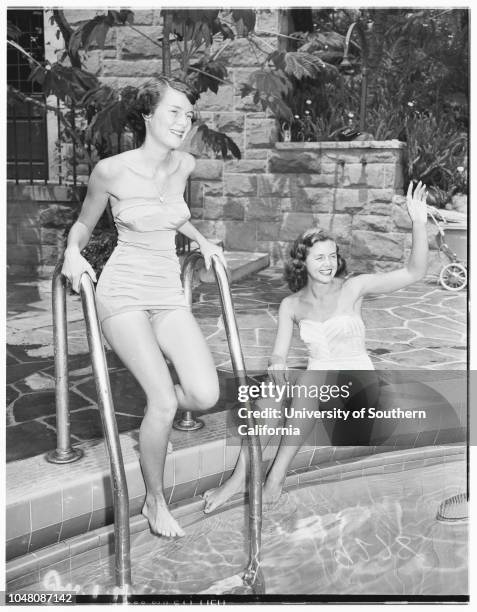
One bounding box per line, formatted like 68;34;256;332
7;9;48;181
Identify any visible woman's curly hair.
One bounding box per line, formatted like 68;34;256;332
284;228;347;293
127;76;199;144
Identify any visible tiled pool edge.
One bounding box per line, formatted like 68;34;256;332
6;411;231;561
6;398;466;560
6;443;466;588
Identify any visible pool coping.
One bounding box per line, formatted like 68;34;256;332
6;376;466;562
6;442;466;589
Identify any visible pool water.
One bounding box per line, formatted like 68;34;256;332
31;456;467;597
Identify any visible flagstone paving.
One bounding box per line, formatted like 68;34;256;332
6;269;467;462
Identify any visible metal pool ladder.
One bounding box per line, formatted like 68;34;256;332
181;251;265;594
50;261;131;589
50;253;265;594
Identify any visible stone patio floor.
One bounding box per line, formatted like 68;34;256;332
6;268;467;463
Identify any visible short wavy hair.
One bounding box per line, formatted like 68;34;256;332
284;228;347;293
127;76;199;143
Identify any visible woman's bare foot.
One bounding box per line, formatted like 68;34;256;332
142;495;185;537
203;473;246;514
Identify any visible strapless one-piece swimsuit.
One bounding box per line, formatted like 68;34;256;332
299;313;374;371
299;314;379;445
95;190;191;325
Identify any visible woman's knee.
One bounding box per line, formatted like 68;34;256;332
185;380;220;412
145;391;178;421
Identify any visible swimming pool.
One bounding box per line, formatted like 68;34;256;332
8;445;467;600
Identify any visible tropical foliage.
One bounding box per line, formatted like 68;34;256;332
7;9;325;166
280;8;468;197
7;8;468;200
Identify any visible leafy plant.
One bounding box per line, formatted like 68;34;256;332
240;47;338;122
189;124;241;159
66;10;134;57
8;7;468;201
241;69;294;120
8;9;257;164
277;8;468;198
404;112;467;197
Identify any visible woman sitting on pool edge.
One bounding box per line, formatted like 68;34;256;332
203;180;429;512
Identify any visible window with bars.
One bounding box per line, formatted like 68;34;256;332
7;9;49;182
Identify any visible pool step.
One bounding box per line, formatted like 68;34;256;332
5;409;237;562
183;244;270;283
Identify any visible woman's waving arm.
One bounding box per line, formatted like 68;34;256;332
349;181;429;298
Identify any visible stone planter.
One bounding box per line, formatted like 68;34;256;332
11;140;446;277
266;140;408;271
189;139;411;270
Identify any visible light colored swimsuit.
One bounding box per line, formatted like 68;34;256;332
95;191;191;324
299;313;377;445
298;313;374;370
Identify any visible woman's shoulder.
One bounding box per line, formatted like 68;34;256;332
175;150;196;174
93;152;133;179
279;293;301;317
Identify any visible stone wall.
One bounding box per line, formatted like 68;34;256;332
40;8;281;184
8;141;444;277
7;184;84;277
59;9;277;106
189;140;442;274
9;10;444;277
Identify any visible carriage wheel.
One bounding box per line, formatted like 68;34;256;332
439;263;467;291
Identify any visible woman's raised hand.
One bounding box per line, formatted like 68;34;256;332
199;240;227;270
406;181;428;225
61;248;97;293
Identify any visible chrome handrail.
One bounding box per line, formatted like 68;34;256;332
173;251;206;431
50;253;263;593
47;262;83;464
49;262;131;589
181;252;265;594
79;273;132;589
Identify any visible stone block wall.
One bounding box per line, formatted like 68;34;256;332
189;140;442;273
59;9;277;118
42;9;280;184
10;11;446;277
7;140;446;275
7;184;84;277
8;141;445;277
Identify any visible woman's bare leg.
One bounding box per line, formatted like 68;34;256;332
150;309;220;412
203;398;284;513
102;311;185;537
263;370;328;504
152;309;227;512
203;440;248;514
262;422;316;505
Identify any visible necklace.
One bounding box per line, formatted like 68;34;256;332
127;150;175;203
152;151;179;203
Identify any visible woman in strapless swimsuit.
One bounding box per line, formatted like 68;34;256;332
203;181;429;512
62;76;225;538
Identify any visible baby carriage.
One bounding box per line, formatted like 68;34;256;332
427;205;467;291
